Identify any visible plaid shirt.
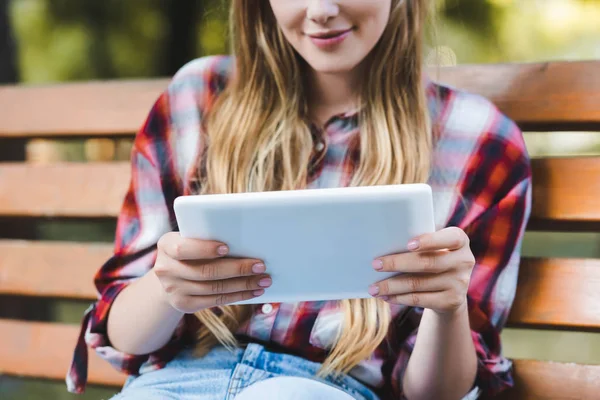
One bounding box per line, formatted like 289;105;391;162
67;55;531;399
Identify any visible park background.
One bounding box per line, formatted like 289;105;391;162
0;0;599;398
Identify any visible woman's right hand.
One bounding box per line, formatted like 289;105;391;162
153;232;271;313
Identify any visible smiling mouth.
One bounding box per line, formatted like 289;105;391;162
307;29;353;39
306;28;353;48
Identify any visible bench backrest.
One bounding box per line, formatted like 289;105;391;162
1;61;599;398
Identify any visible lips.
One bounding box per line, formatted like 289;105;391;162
307;29;353;49
308;29;352;39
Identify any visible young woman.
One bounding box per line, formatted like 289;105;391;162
67;1;531;399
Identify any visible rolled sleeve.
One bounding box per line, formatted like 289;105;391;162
390;111;531;399
66;56;231;394
67;92;186;393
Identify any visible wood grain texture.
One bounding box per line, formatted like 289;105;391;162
1;241;597;330
2;158;599;222
0;319;125;387
1;61;599;137
433;61;600;131
0;162;130;217
1;320;598;400
507;258;600;330
496;360;600;400
0;79;168;137
0;240;112;299
529;157;600;223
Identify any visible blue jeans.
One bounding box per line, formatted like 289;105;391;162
111;343;380;400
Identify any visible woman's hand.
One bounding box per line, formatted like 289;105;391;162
153;232;271;313
369;227;475;315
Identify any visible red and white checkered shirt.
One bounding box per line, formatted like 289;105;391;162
67;55;532;399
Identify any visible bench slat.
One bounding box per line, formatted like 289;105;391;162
2;158;600;222
0;162;129;217
0;240;111;299
435;61;600;131
497;360;600;400
1;320;598;399
529;157;600;224
1;62;599;137
0;319;125;387
507;258;600;330
1;241;598;330
0;80;168;137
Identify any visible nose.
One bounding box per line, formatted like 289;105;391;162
306;0;339;25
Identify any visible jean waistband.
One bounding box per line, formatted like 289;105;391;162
237;343;378;400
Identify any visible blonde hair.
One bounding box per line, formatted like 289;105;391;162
193;0;433;377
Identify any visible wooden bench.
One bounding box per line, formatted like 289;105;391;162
1;60;599;399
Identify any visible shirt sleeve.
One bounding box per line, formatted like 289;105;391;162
67;91;192;393
66;55;231;394
391;109;532;399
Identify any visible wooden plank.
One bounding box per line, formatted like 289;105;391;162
0;162;129;217
530;157;600;223
497;360;600;400
434;61;600;131
507;258;600;330
1;239;597;330
0;319;125;387
2;157;600;222
0;61;598;137
0;79;168;137
1;319;598;400
0;240;111;299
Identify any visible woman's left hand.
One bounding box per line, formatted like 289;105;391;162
369;227;476;315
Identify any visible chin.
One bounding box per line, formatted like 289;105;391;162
302;55;363;75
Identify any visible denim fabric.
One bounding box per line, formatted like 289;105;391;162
111;343;379;400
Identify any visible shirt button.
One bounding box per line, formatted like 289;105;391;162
315;141;325;152
261;303;274;314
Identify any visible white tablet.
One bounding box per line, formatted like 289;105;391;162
173;184;436;305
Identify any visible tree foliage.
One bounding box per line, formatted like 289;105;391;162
6;0;600;83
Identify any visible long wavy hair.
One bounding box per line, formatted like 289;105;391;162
193;0;433;377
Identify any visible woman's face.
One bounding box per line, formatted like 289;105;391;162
269;0;392;74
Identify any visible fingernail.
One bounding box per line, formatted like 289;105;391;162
258;278;272;288
372;260;383;270
217;245;229;256
379;296;389;301
253;289;265;296
368;285;380;296
252;263;266;274
407;240;419;251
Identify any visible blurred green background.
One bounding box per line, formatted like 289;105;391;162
0;0;599;399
